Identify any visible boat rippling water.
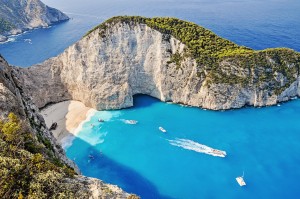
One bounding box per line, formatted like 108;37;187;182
168;138;227;157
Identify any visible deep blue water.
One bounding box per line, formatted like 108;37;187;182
0;0;299;66
1;0;300;198
66;95;300;199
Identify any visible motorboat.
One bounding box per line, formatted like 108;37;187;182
159;127;167;133
125;120;138;124
210;149;226;157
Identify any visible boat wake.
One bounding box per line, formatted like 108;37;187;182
168;138;226;157
122;119;138;124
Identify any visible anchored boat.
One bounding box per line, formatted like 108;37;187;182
236;172;246;186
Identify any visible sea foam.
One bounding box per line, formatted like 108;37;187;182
168;138;226;157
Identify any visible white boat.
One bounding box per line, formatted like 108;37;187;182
98;118;104;122
209;148;227;157
124;120;138;124
159;127;167;133
236;172;246;186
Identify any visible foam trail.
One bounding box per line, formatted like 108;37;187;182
169;138;226;157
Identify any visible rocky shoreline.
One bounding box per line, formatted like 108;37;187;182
0;35;7;42
0;0;69;42
0;18;69;44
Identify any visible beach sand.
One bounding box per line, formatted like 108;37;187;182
41;100;96;148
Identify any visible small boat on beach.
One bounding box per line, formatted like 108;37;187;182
49;122;58;130
236;172;246;186
159;127;167;133
124;120;138;124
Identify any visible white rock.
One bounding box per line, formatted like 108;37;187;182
19;22;300;110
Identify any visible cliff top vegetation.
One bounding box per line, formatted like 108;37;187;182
85;16;300;88
0;113;78;198
85;16;253;62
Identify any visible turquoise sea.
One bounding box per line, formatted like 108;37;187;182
66;95;300;199
1;0;300;198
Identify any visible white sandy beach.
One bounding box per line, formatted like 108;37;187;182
41;100;96;148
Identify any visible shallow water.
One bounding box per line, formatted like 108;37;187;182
66;95;300;199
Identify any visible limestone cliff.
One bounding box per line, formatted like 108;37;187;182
0;0;69;42
19;16;300;111
0;55;132;198
0;55;75;168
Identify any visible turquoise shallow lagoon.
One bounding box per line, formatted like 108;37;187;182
66;95;300;199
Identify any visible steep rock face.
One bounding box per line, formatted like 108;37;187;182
20;22;204;110
0;0;69;41
19;18;300;110
0;57;25;116
0;55;131;198
0;55;75;168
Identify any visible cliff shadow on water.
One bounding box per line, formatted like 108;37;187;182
132;94;161;109
65;129;174;199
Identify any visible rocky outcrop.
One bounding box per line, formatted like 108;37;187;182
20;22;201;110
0;55;132;198
0;0;69;41
0;55;76;168
19;17;300;111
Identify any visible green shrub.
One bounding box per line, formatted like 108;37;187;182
0;113;76;198
0;18;15;34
